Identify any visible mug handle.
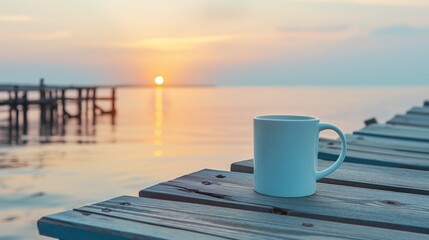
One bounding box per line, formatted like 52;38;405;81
316;123;347;180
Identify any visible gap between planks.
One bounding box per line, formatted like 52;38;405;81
39;196;429;240
230;159;429;195
139;169;429;235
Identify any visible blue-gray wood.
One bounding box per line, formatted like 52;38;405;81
318;138;429;170
322;138;429;159
364;118;378;126
38;198;220;240
38;196;428;240
345;134;429;154
407;106;429;116
387;114;429;128
230;159;429;195
140;169;429;234
38;210;219;240
354;124;429;142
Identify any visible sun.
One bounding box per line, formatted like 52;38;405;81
154;76;164;86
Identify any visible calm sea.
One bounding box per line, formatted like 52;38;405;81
1;86;428;239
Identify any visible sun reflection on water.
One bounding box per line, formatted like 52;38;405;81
153;87;163;156
3;87;429;239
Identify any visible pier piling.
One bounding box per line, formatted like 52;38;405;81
0;80;117;144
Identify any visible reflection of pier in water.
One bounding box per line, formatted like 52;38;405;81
0;79;117;144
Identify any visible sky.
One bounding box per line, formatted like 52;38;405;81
0;0;428;86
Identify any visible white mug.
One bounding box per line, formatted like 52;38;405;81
254;115;347;197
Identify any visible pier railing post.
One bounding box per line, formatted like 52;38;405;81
8;91;13;143
111;88;116;125
54;90;59;128
49;90;54;131
61;89;66;122
85;88;90;120
23;90;28;135
39;79;47;127
77;88;82;125
14;86;19;141
92;88;97;125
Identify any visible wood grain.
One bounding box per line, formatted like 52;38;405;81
318;138;429;170
407;106;429;116
345;134;429;154
140;169;429;234
321;138;429;159
39;196;429;240
230;159;429;195
354;124;429;142
387;114;429;128
38;206;221;240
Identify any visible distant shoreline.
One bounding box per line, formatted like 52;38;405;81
116;84;217;88
0;83;217;91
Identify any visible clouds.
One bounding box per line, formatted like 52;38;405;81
0;31;72;41
0;15;35;22
304;0;429;7
108;25;364;52
108;35;237;51
373;25;429;35
0;1;429;85
0;13;71;42
276;26;365;43
199;1;249;21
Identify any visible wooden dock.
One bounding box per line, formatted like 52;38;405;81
0;79;117;143
38;100;429;239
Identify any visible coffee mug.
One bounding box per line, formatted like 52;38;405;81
254;115;347;197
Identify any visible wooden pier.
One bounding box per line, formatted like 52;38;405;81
0;79;117;143
38;100;429;239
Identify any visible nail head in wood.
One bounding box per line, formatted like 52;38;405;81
201;181;212;185
302;223;314;227
381;200;405;206
101;208;112;212
272;207;288;215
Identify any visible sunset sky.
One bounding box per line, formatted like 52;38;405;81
1;0;428;86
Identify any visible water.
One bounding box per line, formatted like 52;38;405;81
1;86;428;239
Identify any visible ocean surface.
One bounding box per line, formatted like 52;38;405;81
1;86;429;239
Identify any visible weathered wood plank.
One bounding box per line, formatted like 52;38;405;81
38;208;221;240
318;138;429;170
38;211;218;240
230;159;429;195
321;138;429;160
39;196;428;240
93;196;428;240
387;114;429;128
140;169;429;234
354;124;429;142
407;106;429;116
230;159;254;173
345;134;429;154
